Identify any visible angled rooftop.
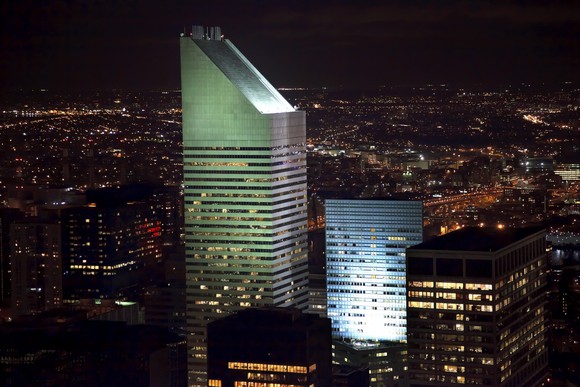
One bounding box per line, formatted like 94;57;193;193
187;34;294;114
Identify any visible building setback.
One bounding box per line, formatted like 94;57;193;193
180;26;309;385
406;226;548;386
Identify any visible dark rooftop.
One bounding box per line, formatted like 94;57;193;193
409;226;545;252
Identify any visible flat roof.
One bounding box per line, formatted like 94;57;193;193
409;226;545;252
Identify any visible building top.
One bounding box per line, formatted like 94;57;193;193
184;25;295;114
210;307;324;329
326;196;423;203
409;226;545;252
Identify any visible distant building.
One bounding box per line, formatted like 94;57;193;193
522;157;554;173
502;186;547;215
555;163;580;181
406;226;548;386
180;26;309;384
325;198;423;385
10;220;62;316
5;184;85;216
207;308;332;387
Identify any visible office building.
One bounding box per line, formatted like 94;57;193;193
61;199;163;301
406;227;548;386
10;220;62;316
308;229;327;318
207;308;332;387
326;199;423;342
326;198;423;385
180;26;309;384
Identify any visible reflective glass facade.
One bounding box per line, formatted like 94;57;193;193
325;199;423;342
180;33;309;386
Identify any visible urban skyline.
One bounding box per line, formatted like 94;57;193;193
0;8;579;386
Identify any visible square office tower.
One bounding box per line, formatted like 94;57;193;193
180;27;309;384
406;227;548;386
326;199;423;343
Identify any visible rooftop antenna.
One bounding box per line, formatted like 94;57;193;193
192;25;204;40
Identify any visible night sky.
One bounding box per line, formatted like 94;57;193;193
1;0;579;92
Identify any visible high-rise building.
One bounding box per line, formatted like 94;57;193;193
10;220;62;316
325;198;423;385
61;200;163;301
180;26;309;384
406;226;548;386
207;308;332;387
0;208;24;305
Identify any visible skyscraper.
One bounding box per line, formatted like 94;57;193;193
406;226;548;386
180;26;309;385
325;198;423;385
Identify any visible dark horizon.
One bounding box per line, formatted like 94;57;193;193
1;1;579;92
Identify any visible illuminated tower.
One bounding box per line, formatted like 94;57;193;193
180;26;309;385
406;227;548;386
325;198;423;385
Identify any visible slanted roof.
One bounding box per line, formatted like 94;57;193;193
193;39;295;114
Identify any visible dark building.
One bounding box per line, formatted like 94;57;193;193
86;184;183;249
143;245;186;334
0;208;24;305
0;312;186;387
501;186;548;215
406;227;548;386
61;198;163;301
10;219;62;316
332;365;370;387
207;308;332;387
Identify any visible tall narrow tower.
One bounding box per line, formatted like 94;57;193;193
180;27;309;385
